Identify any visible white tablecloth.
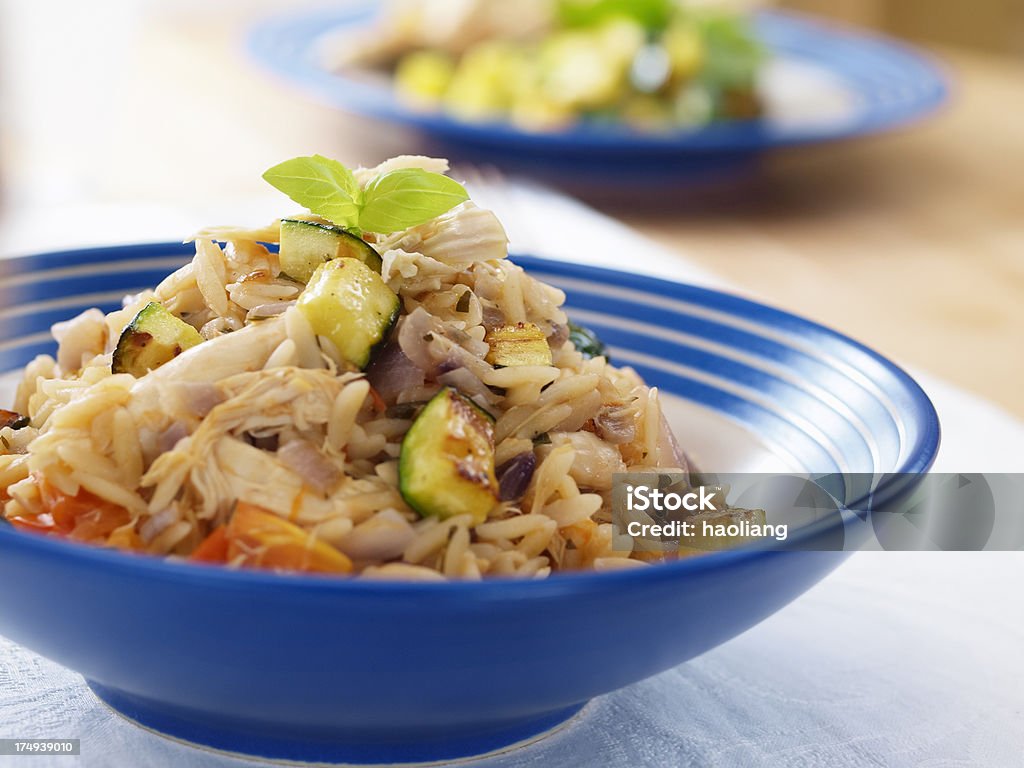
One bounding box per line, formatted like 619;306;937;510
2;551;1021;768
1;183;1022;767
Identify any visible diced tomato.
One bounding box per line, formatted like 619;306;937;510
69;506;132;543
563;519;598;550
6;479;133;546
191;525;229;563
36;482;76;534
38;482;131;542
106;525;144;552
5;512;57;534
225;502;352;575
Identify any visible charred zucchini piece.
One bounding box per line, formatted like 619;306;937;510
112;302;203;377
485;322;552;367
568;320;608;360
0;410;29;430
297;258;400;369
399;387;499;524
279;218;382;283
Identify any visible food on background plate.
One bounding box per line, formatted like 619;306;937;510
330;0;765;132
0;153;718;580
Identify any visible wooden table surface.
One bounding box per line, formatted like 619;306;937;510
3;10;1021;418
603;48;1024;419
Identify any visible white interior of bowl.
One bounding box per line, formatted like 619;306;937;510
662;392;799;473
760;57;860;128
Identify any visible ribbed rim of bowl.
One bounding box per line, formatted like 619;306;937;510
244;6;950;152
0;243;940;596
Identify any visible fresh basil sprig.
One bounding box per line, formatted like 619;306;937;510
359;169;470;234
262;155;469;235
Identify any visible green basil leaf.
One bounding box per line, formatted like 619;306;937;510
262;155;362;229
358;169;469;234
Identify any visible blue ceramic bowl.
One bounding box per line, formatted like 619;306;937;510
0;245;939;764
246;7;948;176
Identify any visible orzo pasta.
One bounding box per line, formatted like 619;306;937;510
0;155;686;579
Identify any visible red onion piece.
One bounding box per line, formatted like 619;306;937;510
365;342;425;404
548;323;570;349
481;304;505;330
174;382;225;418
397;307;489;379
437;367;492;402
658;411;688;473
497;452;537;502
156;422;189;454
139;507;180;544
397;308;445;375
594;404;636;445
278;440;342;494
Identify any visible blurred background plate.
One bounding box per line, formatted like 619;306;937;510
246;5;948;177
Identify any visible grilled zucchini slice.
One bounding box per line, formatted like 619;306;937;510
485;322;552;367
112;302;203;377
297;258;400;370
399;387;499;524
279;218;382;283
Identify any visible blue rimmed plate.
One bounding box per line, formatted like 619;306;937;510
0;244;938;764
246;6;948;175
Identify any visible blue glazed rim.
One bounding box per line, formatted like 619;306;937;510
245;5;950;154
0;242;940;596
